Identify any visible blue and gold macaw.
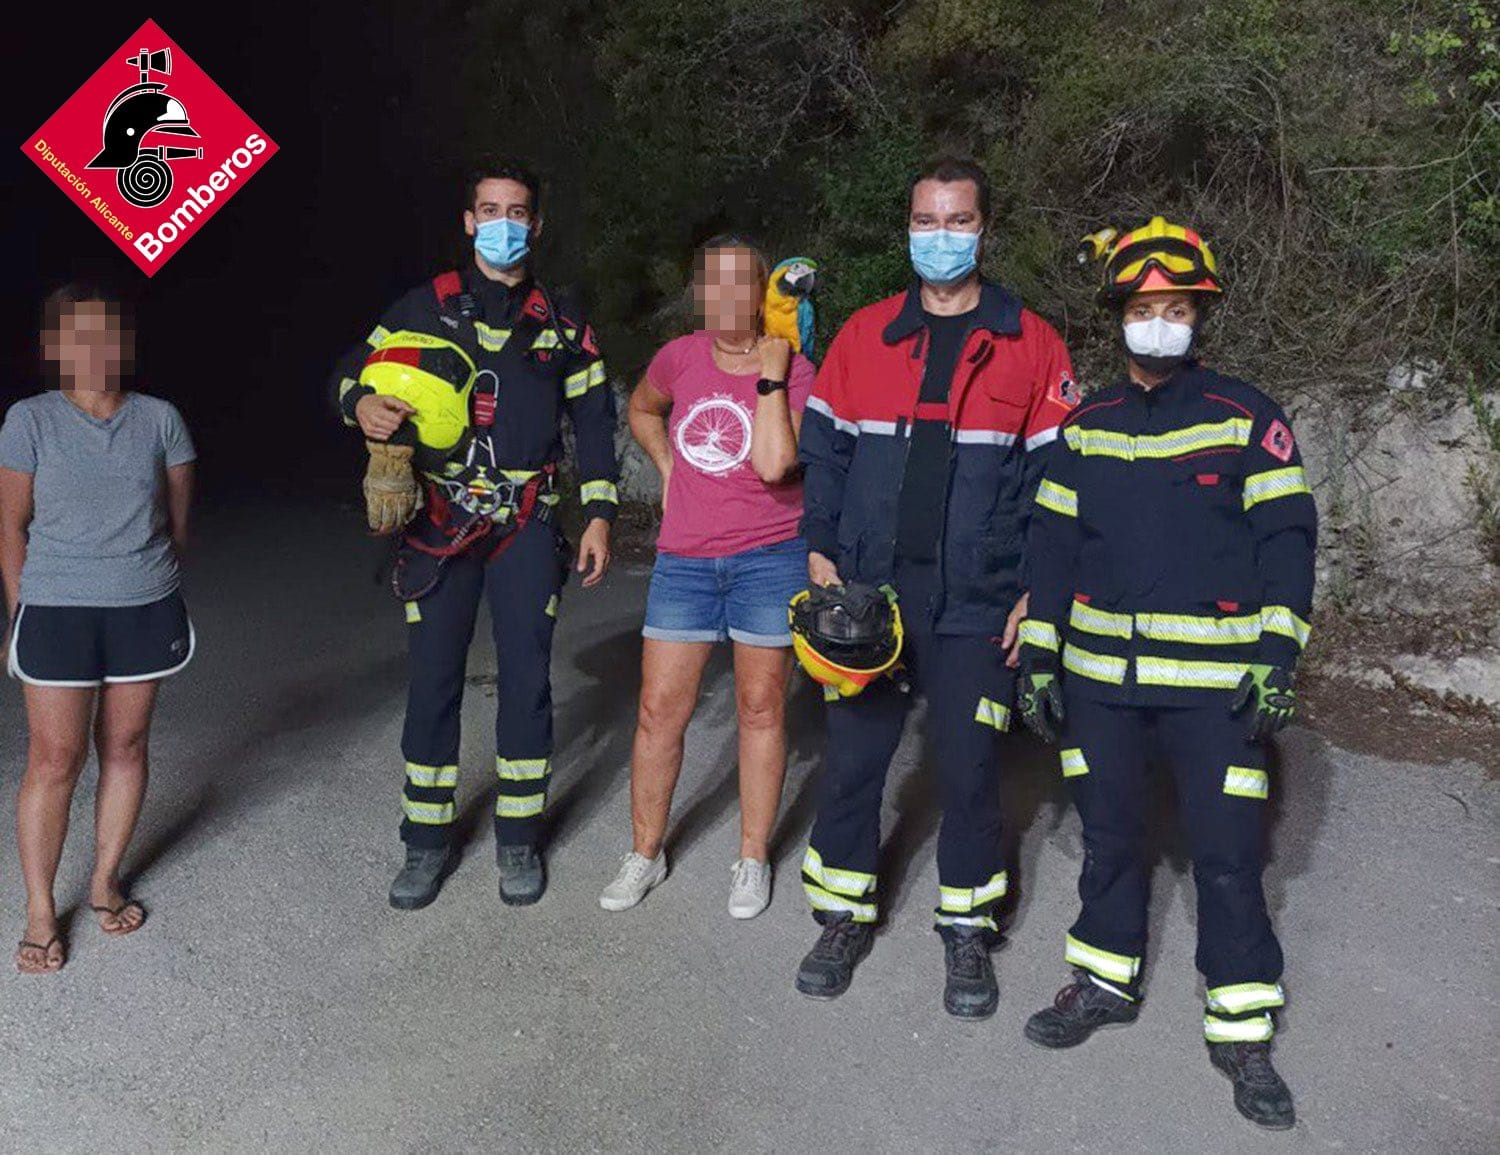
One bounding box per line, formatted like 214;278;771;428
763;257;819;361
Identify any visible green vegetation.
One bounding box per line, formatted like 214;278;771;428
455;0;1497;408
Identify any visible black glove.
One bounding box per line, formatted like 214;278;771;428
1230;663;1297;741
1018;651;1066;744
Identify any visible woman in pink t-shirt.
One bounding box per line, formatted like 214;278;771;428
600;236;814;920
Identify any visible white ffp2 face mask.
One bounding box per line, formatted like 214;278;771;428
1122;316;1194;358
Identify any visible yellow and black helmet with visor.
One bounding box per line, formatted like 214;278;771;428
1096;216;1224;306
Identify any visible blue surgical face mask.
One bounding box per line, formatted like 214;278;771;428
909;228;981;286
474;217;531;269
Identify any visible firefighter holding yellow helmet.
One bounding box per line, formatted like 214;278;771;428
1017;217;1316;1130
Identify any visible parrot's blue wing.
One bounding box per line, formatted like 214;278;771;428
797;298;816;363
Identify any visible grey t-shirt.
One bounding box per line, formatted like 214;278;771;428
0;390;196;607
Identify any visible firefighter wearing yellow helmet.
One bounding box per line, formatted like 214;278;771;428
1017;216;1315;1131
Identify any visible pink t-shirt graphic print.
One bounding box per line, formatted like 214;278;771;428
647;330;814;558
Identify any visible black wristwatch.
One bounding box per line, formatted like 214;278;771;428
756;377;788;396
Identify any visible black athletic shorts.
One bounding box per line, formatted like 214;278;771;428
6;591;195;688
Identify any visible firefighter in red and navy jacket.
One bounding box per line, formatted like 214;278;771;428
792;159;1079;1016
1017;218;1316;1131
330;163;619;911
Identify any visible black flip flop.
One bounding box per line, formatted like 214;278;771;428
16;935;65;973
91;900;147;935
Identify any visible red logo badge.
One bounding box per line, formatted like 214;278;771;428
21;20;277;276
1261;419;1295;463
1054;373;1081;408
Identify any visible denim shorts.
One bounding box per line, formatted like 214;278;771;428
643;537;808;647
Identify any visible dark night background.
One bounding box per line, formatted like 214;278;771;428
6;4;513;500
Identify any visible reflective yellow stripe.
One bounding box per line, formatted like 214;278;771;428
939;872;1008;913
1062;643;1128;685
1135;611;1260;645
1259;605;1311;648
1136;656;1247;690
475;322;512;352
1207;982;1285;1015
804;882;877;923
1065;934;1140;984
496;757;550;781
338;376;358;402
1224;766;1269;800
500;468;540;483
404;762;458;789
544;594;559;619
402;797;455;825
1060;748;1090;778
495;792;546;818
1204;1012;1274;1043
1064;418;1252;461
366;324;392;348
565;361;608;399
1018;620;1059;652
1069;601;1133;640
802;847;875;897
405;601;422;624
1243;466;1310;510
1035;478;1078;517
580;479;619;505
530;329;564;349
935;913;999;932
974;696;1011;731
822;683;842;703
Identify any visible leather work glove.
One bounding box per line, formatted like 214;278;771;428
1018;652;1066;744
1231;663;1297;741
363;440;419;535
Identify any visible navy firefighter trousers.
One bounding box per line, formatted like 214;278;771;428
803;560;1016;933
398;516;568;852
1060;689;1286;1043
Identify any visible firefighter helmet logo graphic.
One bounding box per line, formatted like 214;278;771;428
21;19;277;275
1262;420;1295;463
87;47;204;209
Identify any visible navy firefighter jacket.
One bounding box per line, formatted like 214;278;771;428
798;280;1079;636
330;266;620;525
1024;362;1318;707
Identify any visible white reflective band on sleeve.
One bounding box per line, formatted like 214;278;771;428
974;696;1012;731
802;847;876;897
857;418;900;435
1223;766;1269;800
1135;656;1248;689
496;757;550;781
1035;479;1079;518
1204;1012;1274;1043
1207;982;1285;1015
565;361;608;399
476;323;513;352
405;762;458;789
1259;605;1311;648
495;792;546;819
402;797;455;825
1135;612;1261;645
1018;620;1060;652
1060;748;1090;778
805;395;859;436
531;329;564;349
1069;601;1133;640
580;480;619;505
953;428;1018;446
1063;644;1128;685
1065;418;1251;461
1065;934;1140;984
1243;466;1310;510
1025;425;1060;451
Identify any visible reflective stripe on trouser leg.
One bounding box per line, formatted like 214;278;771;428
927;633;1012;931
1153;704;1284;1019
400;549;485;848
485;519;563;848
1061;691;1154;998
805;672;908;924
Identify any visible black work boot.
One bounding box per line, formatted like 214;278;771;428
498;844;546;906
1209;1041;1296;1130
939;925;998;1019
388;845;453;910
1024;972;1139;1048
795;914;874;999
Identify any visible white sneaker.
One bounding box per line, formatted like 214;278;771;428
728;858;772;919
600;851;667;911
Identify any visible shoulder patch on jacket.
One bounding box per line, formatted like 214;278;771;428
1261;419;1295;462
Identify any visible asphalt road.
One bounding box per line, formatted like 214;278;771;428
1;500;1496;1154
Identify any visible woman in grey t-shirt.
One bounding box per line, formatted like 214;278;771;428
0;282;196;975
